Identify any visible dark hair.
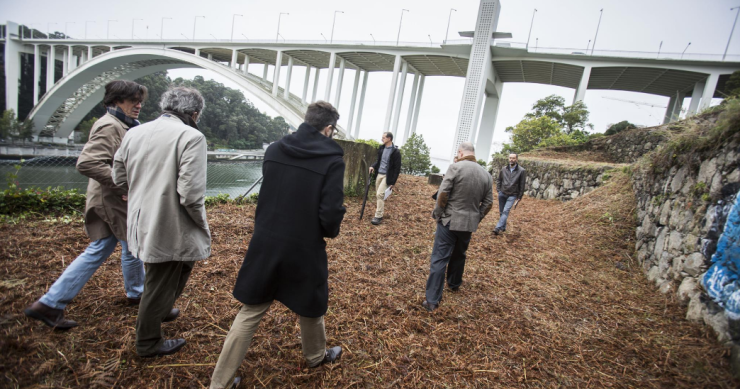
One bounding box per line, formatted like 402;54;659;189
305;101;339;131
384;132;393;141
103;80;148;107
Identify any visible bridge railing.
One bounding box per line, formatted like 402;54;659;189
496;41;740;62
0;147;265;199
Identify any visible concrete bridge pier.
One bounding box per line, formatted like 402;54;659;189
573;66;592;104
354;71;369;140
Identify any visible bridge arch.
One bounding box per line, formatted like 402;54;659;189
29;47;317;139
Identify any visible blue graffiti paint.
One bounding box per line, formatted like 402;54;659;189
702;189;740;320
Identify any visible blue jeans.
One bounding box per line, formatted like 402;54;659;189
39;235;145;310
495;192;517;231
425;222;472;305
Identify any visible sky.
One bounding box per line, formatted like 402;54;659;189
1;0;736;169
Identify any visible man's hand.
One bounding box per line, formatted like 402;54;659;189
513;199;520;209
122;195;128;202
388;184;394;190
369;167;374;174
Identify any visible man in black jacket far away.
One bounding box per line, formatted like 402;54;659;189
209;101;346;389
494;153;527;235
368;132;401;225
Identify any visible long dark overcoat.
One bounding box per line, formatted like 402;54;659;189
232;123;346;318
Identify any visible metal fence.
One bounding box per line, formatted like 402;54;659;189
0;155;263;199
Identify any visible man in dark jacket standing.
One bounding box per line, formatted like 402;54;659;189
368;132;401;225
210;101;346;389
494;153;526;235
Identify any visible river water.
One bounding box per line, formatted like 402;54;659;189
0;160;263;198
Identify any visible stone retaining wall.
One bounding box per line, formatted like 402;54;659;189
631;133;740;344
490;156;620;201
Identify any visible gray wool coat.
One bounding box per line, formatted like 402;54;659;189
112;115;211;263
432;155;494;233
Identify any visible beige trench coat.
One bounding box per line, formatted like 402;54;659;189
112;115;211;263
76;113;129;241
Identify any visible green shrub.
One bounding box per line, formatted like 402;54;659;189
204;193;230;206
1;163;86;218
355;138;381;149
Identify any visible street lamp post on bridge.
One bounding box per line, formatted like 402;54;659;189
132;19;142;39
107;20;117;39
681;42;692;59
723;7;740;61
590;8;603;56
526;8;537;51
396;9;409;46
193;16;205;41
161;17;171;41
331;10;344;44
231;14;243;42
444;8;457;44
277;13;289;43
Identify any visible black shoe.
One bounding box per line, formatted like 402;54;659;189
449;286;460;292
24;301;78;330
163;308;180;323
126;297;141;306
371;217;383;225
140;338;186;358
310;346;343;367
422;300;439;312
493;228;501;235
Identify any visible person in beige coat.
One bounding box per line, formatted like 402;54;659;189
113;86;210;358
23;80;152;330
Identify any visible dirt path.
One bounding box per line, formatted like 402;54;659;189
0;174;736;388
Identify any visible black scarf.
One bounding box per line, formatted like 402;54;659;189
107;106;140;128
162;110;200;130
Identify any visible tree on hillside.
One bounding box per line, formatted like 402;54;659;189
605;120;637;136
503;116;561;153
400;133;431;176
525;94;592;134
723;70;740;100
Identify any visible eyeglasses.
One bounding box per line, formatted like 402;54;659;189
329;124;337;138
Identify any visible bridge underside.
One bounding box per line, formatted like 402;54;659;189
493;60;730;98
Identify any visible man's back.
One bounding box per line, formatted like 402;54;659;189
436;159;494;233
233;123;346;318
113;115;209;262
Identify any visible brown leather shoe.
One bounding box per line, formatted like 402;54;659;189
139;338;187;358
24;301;78;330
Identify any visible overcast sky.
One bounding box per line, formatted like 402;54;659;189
1;0;736;168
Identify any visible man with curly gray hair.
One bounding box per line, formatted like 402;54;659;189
113;86;211;358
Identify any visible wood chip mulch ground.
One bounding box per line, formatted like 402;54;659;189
1;173;737;388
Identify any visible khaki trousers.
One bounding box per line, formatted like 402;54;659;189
375;174;388;218
209;302;326;389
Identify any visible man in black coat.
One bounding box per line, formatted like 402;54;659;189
368;132;401;225
209;101;346;389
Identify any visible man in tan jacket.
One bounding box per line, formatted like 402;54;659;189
423;142;493;312
24;80;165;329
113;86;210;358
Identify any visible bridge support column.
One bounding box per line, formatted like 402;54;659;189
33;45;40;105
699;73;720;112
87;46;93;61
687;81;705;116
302;66;311;104
391;61;408;137
402;72;420;144
334;58;345;108
384;54;402;132
67;45;75;72
272;51;283;96
262;63;268;80
194;48;200;57
325;52;336;101
346;68;361;137
80;50;86;64
62;47;68;76
573;65;591;104
663;92;679;124
243;55;249;75
46;45;55;93
452;0;500;161
476;93;501;162
411;75;425;136
231;49;238;69
355;71;369;139
284;55;293;100
311;67;320;102
207;53;213;61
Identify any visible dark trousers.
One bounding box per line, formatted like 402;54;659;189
136;260;195;356
425;222;472;305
